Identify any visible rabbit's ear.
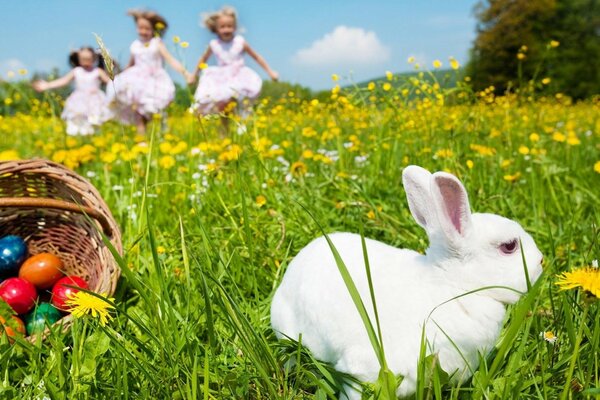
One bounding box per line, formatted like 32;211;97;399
431;172;473;246
402;166;435;231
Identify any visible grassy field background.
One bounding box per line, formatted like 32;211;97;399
0;73;598;399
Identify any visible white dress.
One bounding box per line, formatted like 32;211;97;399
61;67;108;136
107;37;175;123
192;35;262;115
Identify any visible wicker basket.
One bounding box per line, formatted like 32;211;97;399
0;159;122;336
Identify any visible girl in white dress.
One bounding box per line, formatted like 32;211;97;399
107;10;193;133
33;47;110;136
190;6;278;120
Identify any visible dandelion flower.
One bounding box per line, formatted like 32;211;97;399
407;56;415;63
594;161;600;174
255;195;267;207
555;267;600;298
550;40;560;48
542;77;551;85
173;35;181;43
290;161;307;176
449;57;460;70
65;291;115;326
180;41;189;48
432;60;442;69
517;53;526;60
382;83;392;92
367;82;375;91
385;71;393;81
331;74;339;82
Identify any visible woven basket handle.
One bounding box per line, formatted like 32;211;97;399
0;197;113;237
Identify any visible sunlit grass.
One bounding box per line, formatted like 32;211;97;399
0;76;598;398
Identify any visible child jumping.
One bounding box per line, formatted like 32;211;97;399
33;47;110;135
189;6;278;125
107;10;193;133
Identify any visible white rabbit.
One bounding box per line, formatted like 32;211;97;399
270;165;543;399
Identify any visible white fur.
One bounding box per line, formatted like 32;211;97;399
270;165;543;399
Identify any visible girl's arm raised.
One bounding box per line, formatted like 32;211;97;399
190;46;212;84
244;43;279;81
98;68;111;84
157;39;194;83
32;70;75;92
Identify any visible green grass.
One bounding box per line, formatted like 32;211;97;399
0;78;598;399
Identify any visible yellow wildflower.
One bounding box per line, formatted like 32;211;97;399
255;195;267;207
449;57;460;70
173;36;181;43
180;41;189;48
503;172;521;182
556;267;600;298
518;145;530;155
385;71;393;81
331;74;339;82
290;161;307;176
159;155;176;169
540;331;557;343
432;60;442;69
594;161;600;174
65;291;115;326
382;83;391;92
529;133;540;142
542;77;551;85
466;160;474;169
367;82;375;91
550;40;560;48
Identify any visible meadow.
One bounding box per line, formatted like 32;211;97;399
0;72;599;399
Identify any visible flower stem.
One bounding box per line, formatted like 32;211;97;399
559;304;589;400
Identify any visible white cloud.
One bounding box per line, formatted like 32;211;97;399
293;26;390;67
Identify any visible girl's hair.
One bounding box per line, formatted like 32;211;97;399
127;9;168;37
68;47;106;70
202;6;237;34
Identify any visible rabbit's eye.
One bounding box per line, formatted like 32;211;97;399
499;239;519;254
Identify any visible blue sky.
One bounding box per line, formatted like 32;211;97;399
0;0;478;90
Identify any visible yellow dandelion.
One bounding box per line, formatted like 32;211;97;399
466;160;474;169
594;161;600;174
255;195;267;207
550;40;560;48
18;69;28;76
529;133;540;142
159;155;176;169
432;59;442;69
517;53;526;60
198;62;208;70
367;82;375;91
157;246;166;254
0;150;20;161
407;56;415;63
65;291;115;326
542;77;551;85
173;35;181;43
331;74;339;82
555;267;600;299
385;71;393;81
449;57;460;70
503;172;521;182
367;210;376;220
382;82;392;92
180;41;189;48
552;132;566;142
155;22;165;31
518;145;530;155
290;161;307;176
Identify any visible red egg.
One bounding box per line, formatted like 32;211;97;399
0;278;38;314
51;276;89;311
19;253;64;289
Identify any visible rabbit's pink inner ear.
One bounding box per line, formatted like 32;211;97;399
434;175;472;236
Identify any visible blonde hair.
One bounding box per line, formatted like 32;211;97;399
127;9;168;37
202;6;237;34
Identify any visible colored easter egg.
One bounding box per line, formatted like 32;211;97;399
0;277;37;314
0;315;26;339
24;302;62;335
51;276;88;311
0;235;27;275
19;253;64;289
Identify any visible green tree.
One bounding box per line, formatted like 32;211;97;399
467;0;600;99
